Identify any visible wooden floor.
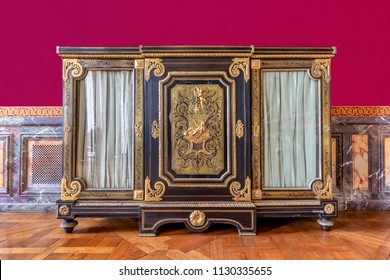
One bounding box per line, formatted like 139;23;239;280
0;211;389;260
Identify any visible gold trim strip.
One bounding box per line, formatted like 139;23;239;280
331;106;390;117
0;106;62;118
59;53;252;59
254;200;321;206
252;54;334;59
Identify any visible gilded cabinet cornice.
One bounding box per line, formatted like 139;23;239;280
145;58;165;81
144;177;166;201
61;177;83;201
62;59;84;82
0;106;63;118
230;177;251;201
310;59;331;83
229;58;250;82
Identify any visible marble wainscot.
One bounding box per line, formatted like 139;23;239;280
1;106;390;212
0;107;62;212
331;106;390;210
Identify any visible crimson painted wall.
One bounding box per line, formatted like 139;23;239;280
0;0;389;106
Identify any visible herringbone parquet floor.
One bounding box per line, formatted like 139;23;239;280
0;211;389;260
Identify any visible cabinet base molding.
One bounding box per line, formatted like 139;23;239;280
139;202;257;236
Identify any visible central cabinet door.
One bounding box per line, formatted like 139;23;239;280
144;57;250;201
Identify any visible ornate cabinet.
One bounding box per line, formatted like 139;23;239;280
57;46;337;236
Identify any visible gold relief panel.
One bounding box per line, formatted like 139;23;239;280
352;134;369;191
160;72;237;187
171;84;224;175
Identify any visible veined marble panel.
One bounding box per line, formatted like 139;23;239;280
384;138;390;188
0;114;62;211
352;135;369;191
0;139;5;190
332;138;337;190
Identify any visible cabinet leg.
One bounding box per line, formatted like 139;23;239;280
317;217;334;231
60;219;78;233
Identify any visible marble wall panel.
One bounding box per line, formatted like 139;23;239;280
352;134;369;191
385;138;390;188
332;116;390;210
0;116;62;212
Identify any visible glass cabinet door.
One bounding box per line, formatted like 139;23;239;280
76;70;135;190
263;70;320;189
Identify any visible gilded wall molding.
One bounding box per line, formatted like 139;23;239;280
145;58;165;81
331;106;390;117
229;58;250;82
0;107;62;118
4;106;390;119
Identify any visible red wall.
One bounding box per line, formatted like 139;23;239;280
0;0;389;106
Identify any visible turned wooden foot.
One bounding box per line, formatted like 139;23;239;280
60;219;78;233
317;217;334;231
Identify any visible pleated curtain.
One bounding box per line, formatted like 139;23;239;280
76;70;135;189
264;71;320;188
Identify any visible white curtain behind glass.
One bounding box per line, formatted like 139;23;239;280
264;71;319;188
77;70;134;189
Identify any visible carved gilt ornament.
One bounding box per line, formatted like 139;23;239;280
230;177;251;201
61;177;83;201
63;59;83;82
229;58;250;82
189;210;207;227
151;120;159;139
58;205;70;216
310;59;331;83
236;120;244;138
145;58;165;81
144;177;166;201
